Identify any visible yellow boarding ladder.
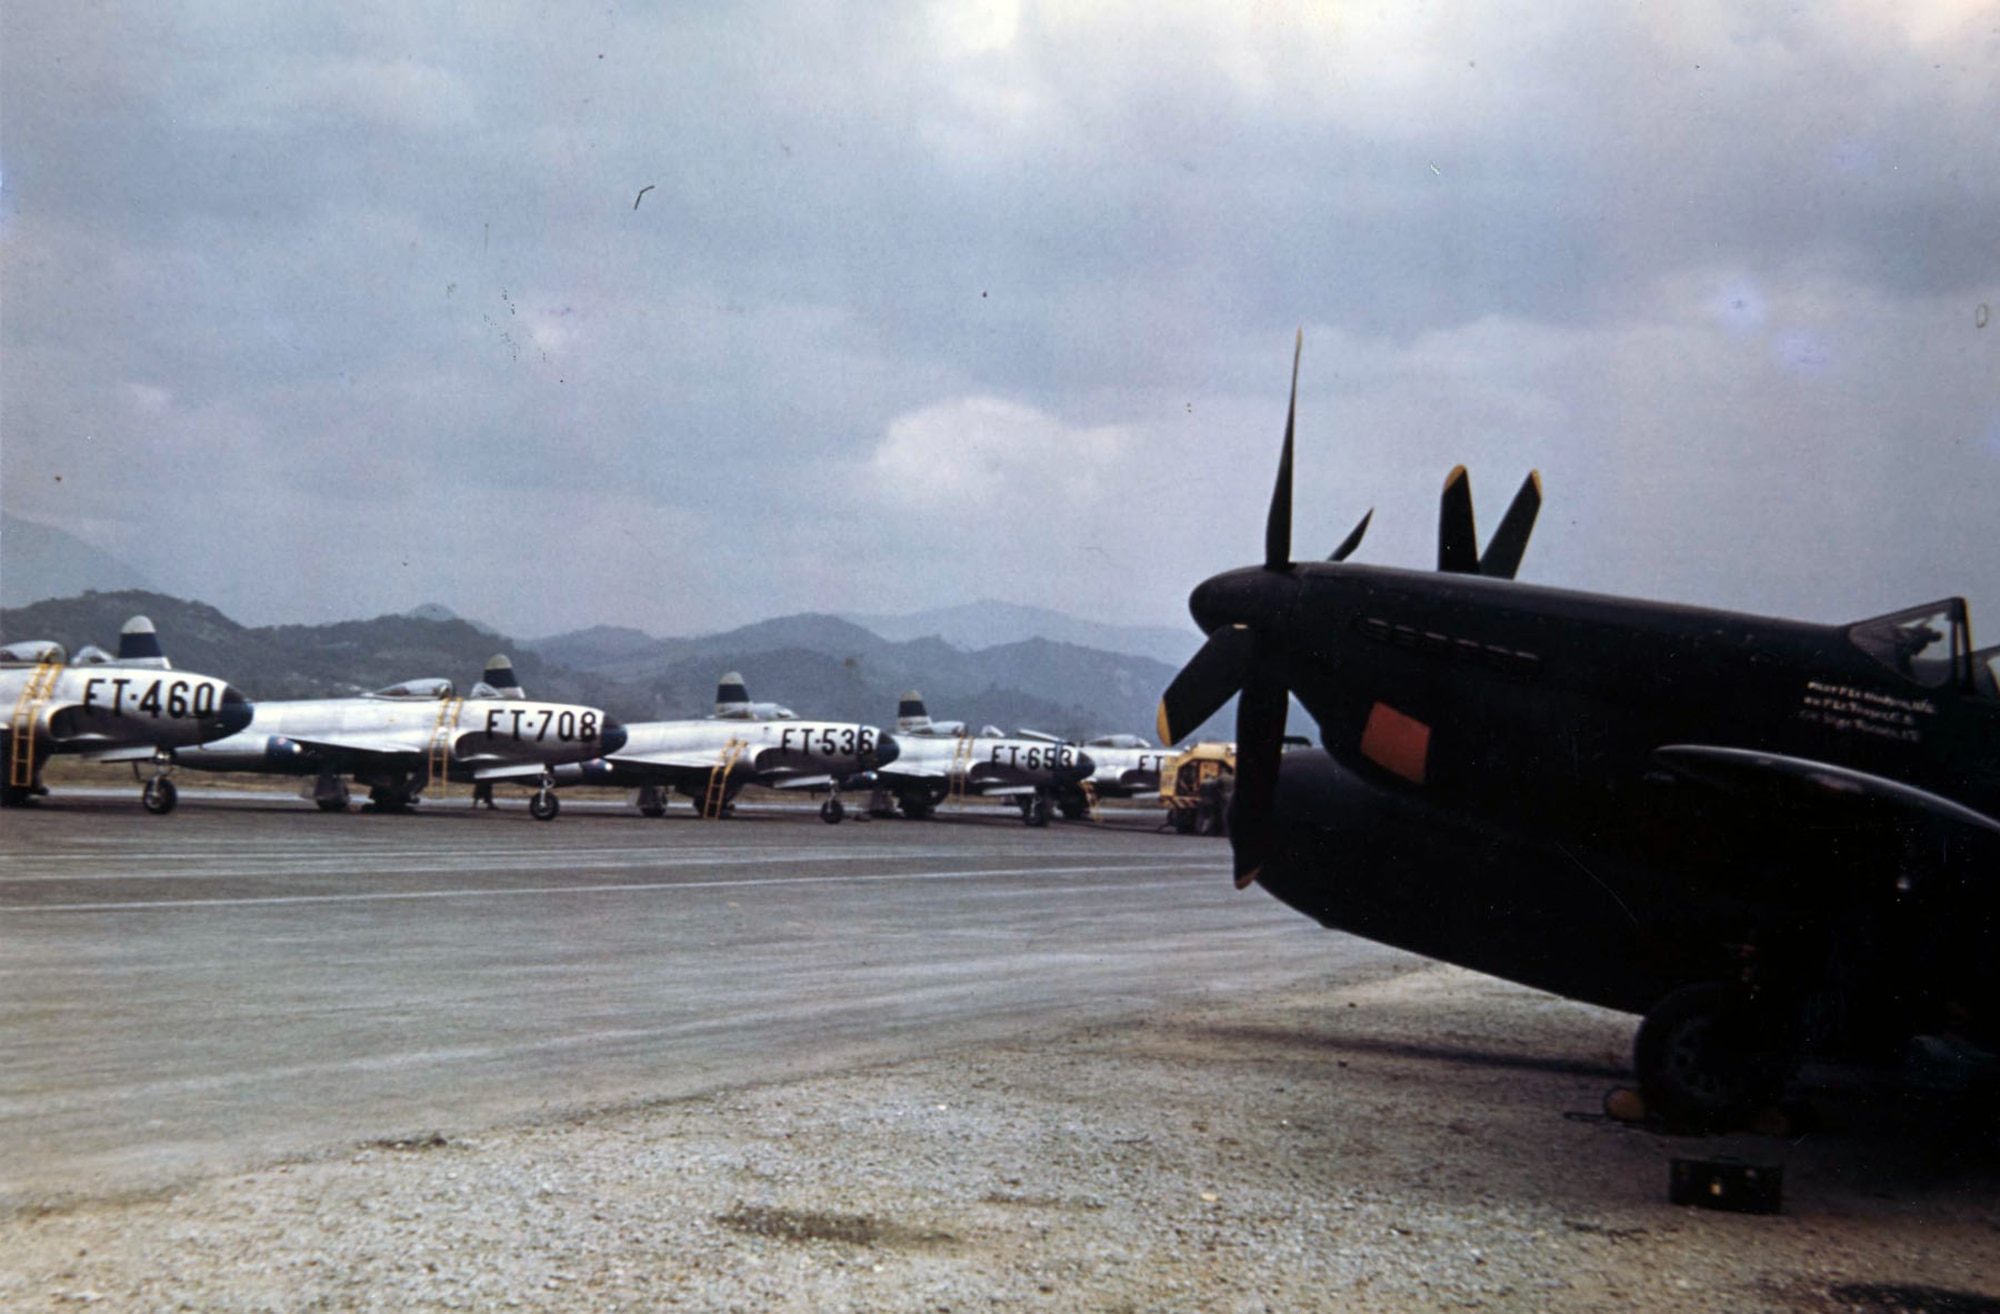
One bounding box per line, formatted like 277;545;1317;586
703;738;747;819
9;657;64;789
427;697;464;798
947;731;976;807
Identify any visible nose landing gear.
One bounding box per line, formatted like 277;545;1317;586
529;771;560;822
138;753;179;815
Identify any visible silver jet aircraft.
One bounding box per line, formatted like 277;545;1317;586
1;615;254;813
869;690;1095;827
172;654;624;819
1020;731;1170;820
557;672;898;823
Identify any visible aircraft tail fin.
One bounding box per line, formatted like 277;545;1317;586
116;616;173;669
476;653;527;699
715;671;751;716
896;690;931;733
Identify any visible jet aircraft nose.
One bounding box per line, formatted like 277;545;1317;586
598;717;629;756
1057;750;1096;785
218;686;254;737
872;732;901;769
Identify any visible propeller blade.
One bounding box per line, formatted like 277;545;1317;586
1437;465;1479;573
1157;625;1258;747
1328;509;1373;562
1477;471;1542;580
1264;329;1302;571
1228;672;1289;888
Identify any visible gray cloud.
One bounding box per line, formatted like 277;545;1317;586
4;1;1994;642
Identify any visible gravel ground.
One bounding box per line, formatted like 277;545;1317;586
4;964;1996;1313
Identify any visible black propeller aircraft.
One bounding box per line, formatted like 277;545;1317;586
1158;333;2000;1129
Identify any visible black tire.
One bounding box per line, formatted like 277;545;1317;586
529;790;560;822
820;799;845;825
1058;799;1088;821
316;797;349;813
142;777;179;815
1634;982;1797;1131
1;783;34;808
637;787;667;818
898;795;932;821
1025;797;1052;828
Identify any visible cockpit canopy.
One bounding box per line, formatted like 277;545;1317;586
368;678;455;700
1848;598;1973;690
711;702;798;721
1974;646;2000;701
0;640;66;666
70;645;115;666
1085;733;1152;749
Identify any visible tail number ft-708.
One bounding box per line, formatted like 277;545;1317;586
483;707;601;743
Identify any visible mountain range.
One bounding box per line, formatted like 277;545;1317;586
2;591;1204;742
1;514;155;608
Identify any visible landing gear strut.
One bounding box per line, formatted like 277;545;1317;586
139;753;178;815
529;772;560;822
307;773;352;813
636;785;667;818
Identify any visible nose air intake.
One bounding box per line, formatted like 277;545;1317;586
872;732;902;769
598;718;629;756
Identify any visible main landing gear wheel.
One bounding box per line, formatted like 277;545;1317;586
897;796;933;821
529;790;560;822
1024;797;1052;828
820;798;845;825
1633;982;1798;1132
1058;798;1088;821
637;786;667;818
315;797;349;813
142;776;179;815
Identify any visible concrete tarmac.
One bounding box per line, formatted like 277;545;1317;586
0;794;1404;1207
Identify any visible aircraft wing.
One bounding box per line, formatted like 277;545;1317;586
601;751;732;773
1653;745;2000;838
467;762;556;782
762;773;836;791
277;733;421;760
76;745;168;763
879;765;950;781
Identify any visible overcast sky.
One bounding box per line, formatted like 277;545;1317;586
3;2;1995;642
